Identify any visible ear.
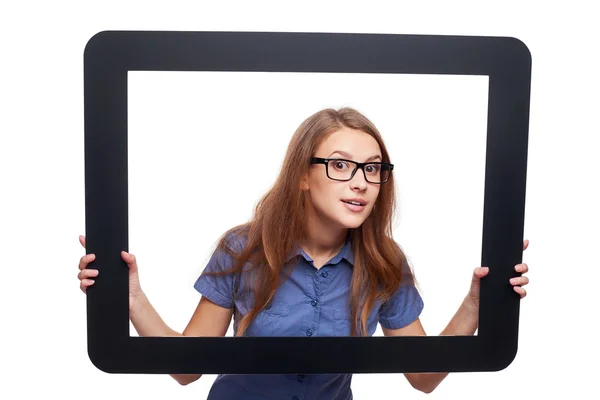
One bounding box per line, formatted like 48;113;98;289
300;173;309;191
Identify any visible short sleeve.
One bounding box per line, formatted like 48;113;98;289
193;234;243;309
378;258;424;329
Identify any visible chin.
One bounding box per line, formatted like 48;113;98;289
338;216;368;229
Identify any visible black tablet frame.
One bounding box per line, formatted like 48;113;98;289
83;30;531;374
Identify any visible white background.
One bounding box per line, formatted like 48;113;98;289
129;71;488;337
1;1;598;399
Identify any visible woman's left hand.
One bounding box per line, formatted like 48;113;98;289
466;239;530;310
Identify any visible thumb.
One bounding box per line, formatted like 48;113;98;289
472;266;489;283
121;251;139;273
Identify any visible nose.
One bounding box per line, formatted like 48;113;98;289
349;168;368;191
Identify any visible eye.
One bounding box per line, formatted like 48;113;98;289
332;160;350;170
365;164;380;174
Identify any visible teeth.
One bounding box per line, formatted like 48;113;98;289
344;200;363;206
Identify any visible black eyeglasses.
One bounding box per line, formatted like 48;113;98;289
310;157;394;184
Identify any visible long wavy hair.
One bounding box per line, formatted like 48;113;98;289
205;107;412;336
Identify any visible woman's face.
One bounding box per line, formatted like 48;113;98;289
302;127;383;230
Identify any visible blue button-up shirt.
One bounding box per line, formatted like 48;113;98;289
194;233;424;400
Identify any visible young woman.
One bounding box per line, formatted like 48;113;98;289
77;107;530;399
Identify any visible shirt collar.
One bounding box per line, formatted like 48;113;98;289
285;233;355;266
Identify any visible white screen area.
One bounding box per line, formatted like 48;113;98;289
127;71;489;337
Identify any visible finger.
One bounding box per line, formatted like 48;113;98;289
121;251;138;271
78;253;95;270
79;235;86;248
523;239;529;251
78;269;98;281
473;266;489;279
515;263;529;273
510;276;529;286
80;278;95;291
82;278;95;287
80;279;95;293
513;286;527;298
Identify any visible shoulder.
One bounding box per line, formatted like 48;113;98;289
194;225;251;301
217;224;251;255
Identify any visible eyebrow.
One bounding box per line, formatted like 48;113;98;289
328;150;382;162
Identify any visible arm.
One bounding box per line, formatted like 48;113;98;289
383;240;530;394
382;296;478;394
175;298;233;385
172;296;233;385
78;235;234;386
130;293;233;385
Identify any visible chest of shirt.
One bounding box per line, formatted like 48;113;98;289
234;258;381;337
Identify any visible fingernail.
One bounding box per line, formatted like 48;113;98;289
88;254;95;260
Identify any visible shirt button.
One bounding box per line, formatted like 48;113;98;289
297;374;305;382
311;300;317;307
306;329;313;336
321;271;328;278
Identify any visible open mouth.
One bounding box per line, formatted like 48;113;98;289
341;199;366;206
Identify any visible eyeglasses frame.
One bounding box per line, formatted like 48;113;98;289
310;157;394;184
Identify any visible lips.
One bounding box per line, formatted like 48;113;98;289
341;198;367;206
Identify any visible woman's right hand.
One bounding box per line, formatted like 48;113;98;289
77;235;143;312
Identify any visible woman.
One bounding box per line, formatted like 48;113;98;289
77;107;530;399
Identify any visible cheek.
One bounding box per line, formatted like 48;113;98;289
367;190;381;212
309;181;341;208
315;185;340;206
310;175;335;195
373;189;381;202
